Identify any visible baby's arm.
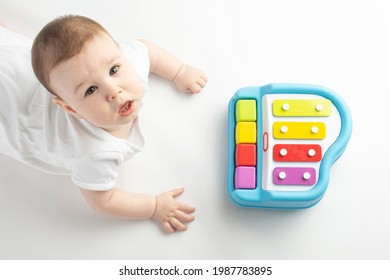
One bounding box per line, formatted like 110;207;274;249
80;187;195;233
139;40;208;94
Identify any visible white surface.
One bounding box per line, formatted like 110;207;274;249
0;0;389;260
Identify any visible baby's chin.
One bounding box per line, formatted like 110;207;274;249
100;116;138;135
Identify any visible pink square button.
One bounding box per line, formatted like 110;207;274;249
235;166;256;189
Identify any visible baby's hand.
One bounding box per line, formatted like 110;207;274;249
174;64;208;94
152;188;195;233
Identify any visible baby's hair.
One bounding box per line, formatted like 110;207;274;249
31;15;114;95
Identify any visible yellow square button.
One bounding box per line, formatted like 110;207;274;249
236;122;257;144
236;100;257;122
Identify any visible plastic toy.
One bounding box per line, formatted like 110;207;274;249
227;83;352;209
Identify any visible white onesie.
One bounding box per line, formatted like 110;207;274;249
0;27;150;191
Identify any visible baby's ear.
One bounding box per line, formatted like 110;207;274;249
53;97;82;118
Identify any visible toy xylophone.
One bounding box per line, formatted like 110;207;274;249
227;83;352;209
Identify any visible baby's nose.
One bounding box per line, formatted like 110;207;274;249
106;85;121;101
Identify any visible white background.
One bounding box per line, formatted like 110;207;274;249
0;0;389;260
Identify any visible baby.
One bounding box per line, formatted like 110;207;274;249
0;15;207;233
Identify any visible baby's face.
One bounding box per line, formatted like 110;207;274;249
49;33;144;135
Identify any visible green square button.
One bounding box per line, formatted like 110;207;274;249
236;99;257;122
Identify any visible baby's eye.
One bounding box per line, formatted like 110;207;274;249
109;66;120;76
85;86;97;96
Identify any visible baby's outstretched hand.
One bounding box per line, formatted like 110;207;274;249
174;64;208;94
152;188;195;233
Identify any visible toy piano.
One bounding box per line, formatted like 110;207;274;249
227;83;352;209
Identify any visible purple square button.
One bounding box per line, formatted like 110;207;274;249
235;166;256;189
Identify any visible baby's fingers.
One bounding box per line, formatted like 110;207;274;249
189;76;207;94
169;217;188;231
201;72;208;83
170;187;185;197
161;214;193;233
175;210;195;223
178;201;196;213
189;83;203;94
198;76;207;88
162;221;176;233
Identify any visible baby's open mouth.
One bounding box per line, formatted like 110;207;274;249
119;100;134;117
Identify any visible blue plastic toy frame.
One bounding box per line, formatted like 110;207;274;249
227;83;352;209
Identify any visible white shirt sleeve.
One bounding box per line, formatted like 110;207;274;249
71;149;123;191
